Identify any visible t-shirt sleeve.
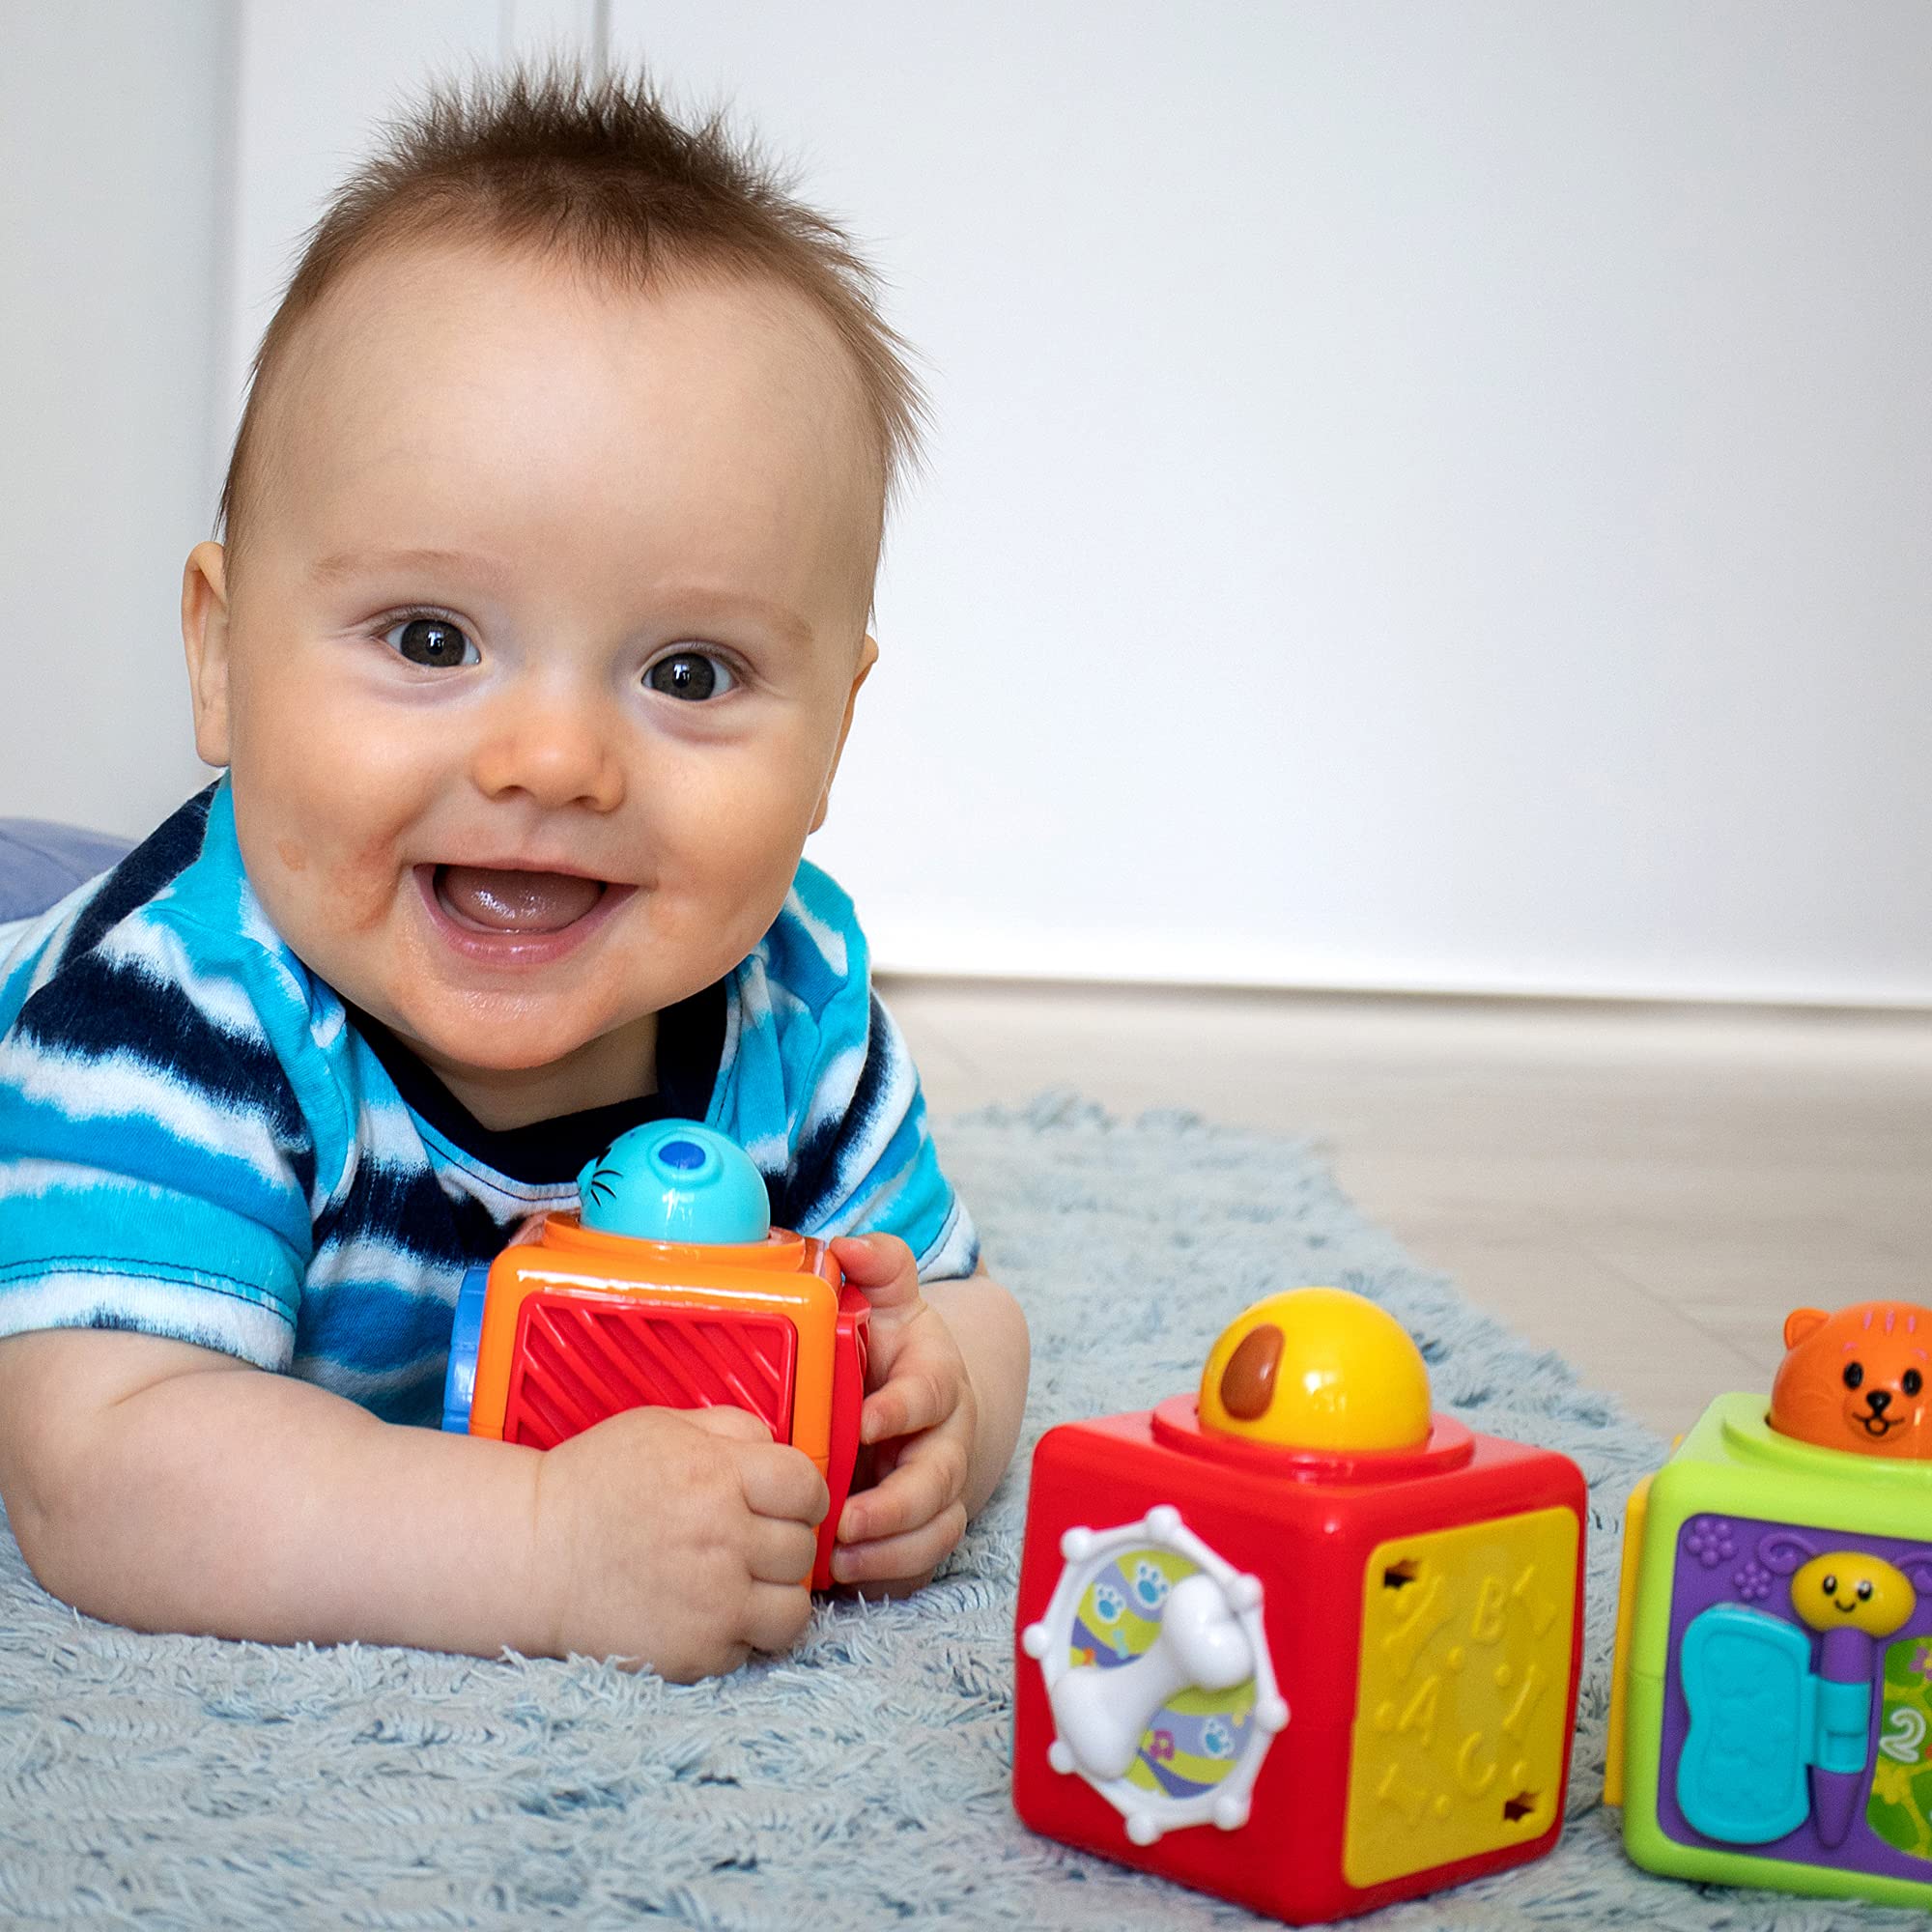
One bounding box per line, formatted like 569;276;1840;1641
0;924;316;1368
725;866;980;1281
788;989;980;1280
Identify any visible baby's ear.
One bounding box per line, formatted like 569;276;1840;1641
810;634;878;834
181;541;234;768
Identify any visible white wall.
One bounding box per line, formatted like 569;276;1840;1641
6;4;1929;1004
0;0;581;836
611;2;1932;1006
221;1;579;435
0;1;234;837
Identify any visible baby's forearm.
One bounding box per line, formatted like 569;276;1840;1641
923;1271;1030;1515
0;1329;554;1657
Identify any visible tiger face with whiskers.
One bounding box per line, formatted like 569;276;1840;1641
1769;1300;1932;1459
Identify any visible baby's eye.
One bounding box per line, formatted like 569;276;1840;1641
1843;1361;1864;1390
1906;1369;1923;1397
644;651;735;701
383;614;477;668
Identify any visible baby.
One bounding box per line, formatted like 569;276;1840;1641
0;70;1028;1682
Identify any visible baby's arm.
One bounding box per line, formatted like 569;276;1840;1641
0;1326;826;1680
829;1236;1030;1592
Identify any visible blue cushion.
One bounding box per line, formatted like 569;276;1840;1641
0;820;133;923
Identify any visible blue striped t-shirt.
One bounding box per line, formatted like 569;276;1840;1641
0;780;977;1425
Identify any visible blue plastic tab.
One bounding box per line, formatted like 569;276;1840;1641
1677;1604;1814;1844
440;1264;491;1434
1813;1675;1873;1776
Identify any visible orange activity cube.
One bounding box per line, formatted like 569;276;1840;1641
450;1212;870;1590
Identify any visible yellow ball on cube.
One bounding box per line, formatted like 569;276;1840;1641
1198;1286;1433;1452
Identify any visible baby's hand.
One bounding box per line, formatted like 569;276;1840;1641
533;1403;827;1681
829;1233;978;1595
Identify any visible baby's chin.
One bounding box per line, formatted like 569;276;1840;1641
375;986;660;1092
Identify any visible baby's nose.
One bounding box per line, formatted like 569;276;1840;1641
472;692;626;812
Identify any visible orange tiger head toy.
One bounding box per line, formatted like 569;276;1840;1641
1768;1300;1932;1459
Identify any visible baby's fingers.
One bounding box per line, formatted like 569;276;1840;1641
862;1364;957;1446
686;1404;773;1444
831;1503;968;1592
740;1579;814;1655
739;1441;830;1527
829;1233;920;1308
838;1434;967;1546
747;1513;821;1587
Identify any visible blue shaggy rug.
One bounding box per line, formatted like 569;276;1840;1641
0;1098;1918;1929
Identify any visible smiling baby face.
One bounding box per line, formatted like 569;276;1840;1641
182;241;881;1127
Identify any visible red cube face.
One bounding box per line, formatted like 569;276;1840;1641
1013;1401;1586;1925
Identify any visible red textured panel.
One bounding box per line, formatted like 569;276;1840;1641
502;1294;797;1450
812;1288;872;1589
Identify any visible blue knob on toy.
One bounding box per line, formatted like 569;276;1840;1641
575;1121;772;1244
440;1263;491;1433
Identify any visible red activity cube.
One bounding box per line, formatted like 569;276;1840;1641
1013;1389;1586;1923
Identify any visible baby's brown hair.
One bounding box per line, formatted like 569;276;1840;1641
217;65;924;572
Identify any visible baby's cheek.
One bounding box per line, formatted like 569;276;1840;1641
238;813;373;936
327;839;408;931
268;822;407;938
675;804;811;936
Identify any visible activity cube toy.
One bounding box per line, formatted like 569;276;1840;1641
1013;1288;1587;1924
441;1120;869;1590
1607;1298;1932;1909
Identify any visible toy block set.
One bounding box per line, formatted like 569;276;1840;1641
1607;1300;1932;1910
440;1120;868;1590
433;1113;1932;1922
1012;1288;1588;1924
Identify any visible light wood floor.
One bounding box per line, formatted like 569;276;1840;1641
880;980;1932;1439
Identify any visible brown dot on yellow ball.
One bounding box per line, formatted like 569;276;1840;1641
1220;1322;1283;1419
1197;1287;1433;1452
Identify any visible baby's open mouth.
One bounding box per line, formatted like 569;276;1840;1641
433;864;608;934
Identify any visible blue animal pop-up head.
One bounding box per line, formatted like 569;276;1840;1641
574;1121;772;1245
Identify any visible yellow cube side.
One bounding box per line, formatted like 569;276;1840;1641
1344;1507;1578;1888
